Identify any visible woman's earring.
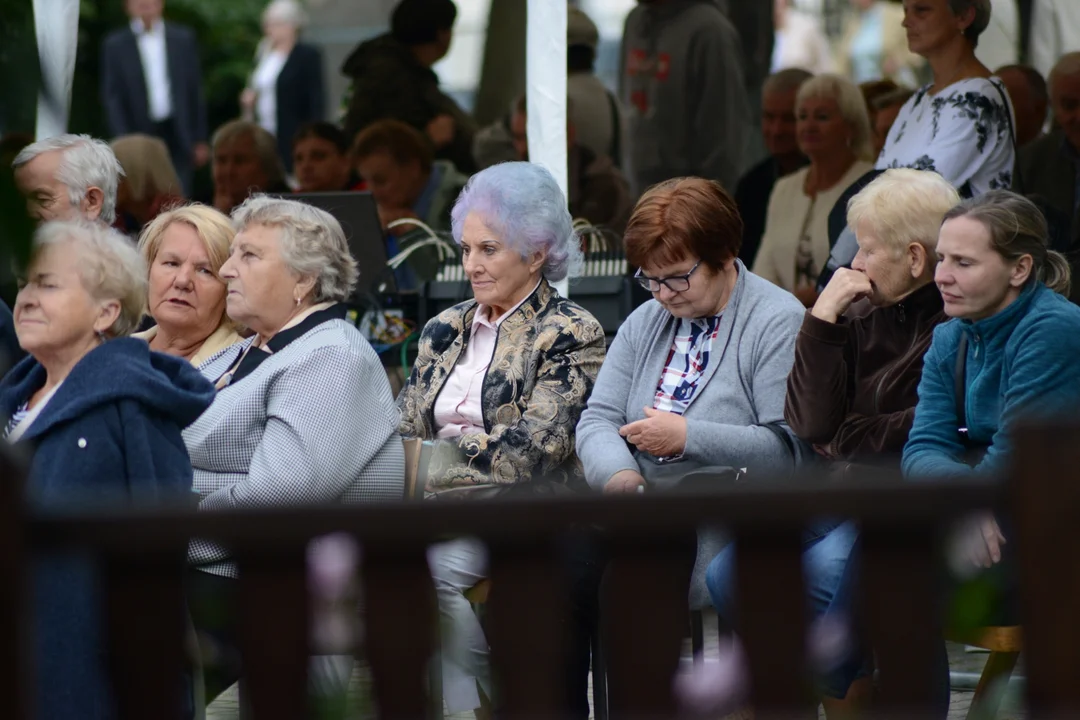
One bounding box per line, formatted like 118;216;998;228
295;294;302;308
96;330;107;344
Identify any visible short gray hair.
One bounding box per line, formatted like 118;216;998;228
763;68;814;97
13;134;124;224
1050;52;1080;89
32;221;148;337
231;195;358;303
263;0;306;27
949;0;992;48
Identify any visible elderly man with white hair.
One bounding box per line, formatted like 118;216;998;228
12;134;123;226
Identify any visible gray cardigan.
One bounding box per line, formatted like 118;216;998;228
576;261;806;491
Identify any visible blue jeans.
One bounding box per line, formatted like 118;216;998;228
705;520;865;699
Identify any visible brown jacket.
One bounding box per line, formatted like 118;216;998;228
784;281;945;464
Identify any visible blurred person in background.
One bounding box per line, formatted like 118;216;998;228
352;119;468;284
111;134;184;235
995;64;1048;148
859;78;899;119
292;122;361;194
341;0;477;174
817;0;1016;290
870;86;915;156
509;96;633;237
838;0;923;85
567;6;625;166
1015;52;1080;296
771;0;835;75
620;0;753;194
240;0;324;174
735;68;812;268
133;205;244;370
101;0;209;195
753;75;875;305
1;220;214;720
210;120;289;214
1030;0;1080;84
13;134;123;226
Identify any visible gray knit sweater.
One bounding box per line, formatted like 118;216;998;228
576;262;807;491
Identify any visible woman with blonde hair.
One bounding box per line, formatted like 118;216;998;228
134;204;245;371
110;134;184;234
753;74;875;305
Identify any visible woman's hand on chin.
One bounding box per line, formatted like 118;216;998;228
603;470;647;495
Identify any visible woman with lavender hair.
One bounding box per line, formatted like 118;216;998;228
397;161;605;717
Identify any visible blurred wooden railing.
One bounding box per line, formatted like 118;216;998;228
3;423;1080;720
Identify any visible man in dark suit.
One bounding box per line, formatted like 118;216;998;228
100;0;209;195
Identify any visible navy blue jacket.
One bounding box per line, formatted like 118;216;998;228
0;338;215;720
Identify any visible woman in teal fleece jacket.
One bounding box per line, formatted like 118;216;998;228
903;191;1080;560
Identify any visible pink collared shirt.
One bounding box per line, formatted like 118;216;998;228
432;281;540;439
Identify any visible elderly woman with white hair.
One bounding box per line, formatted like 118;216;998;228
752;74;875;306
0;221;215;720
12;133;123;225
240;0;325;172
397;162;606;717
133;204;245;371
184;195;404;698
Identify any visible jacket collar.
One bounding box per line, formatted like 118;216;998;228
229;303;347;385
461;277;555;336
892;280;944;322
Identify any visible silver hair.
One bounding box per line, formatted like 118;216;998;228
1050;52;1080;88
263;0;306;27
231;195;358;303
32;221;148;337
13;134;124;224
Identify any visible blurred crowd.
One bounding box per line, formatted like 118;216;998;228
6;1;1080;719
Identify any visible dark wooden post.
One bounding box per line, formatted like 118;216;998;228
487;538;567;718
601;534;695;719
1012;423;1080;719
236;547;310;720
0;448;29;720
362;546;438;720
105;549;189;720
733;526;814;720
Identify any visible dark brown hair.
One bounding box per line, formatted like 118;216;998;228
350;119;434;174
623;177;742;271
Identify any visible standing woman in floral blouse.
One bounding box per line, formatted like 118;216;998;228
876;0;1014;197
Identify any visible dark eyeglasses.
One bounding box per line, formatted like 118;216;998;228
634;260;701;293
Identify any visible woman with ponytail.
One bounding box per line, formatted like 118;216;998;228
901;190;1080;706
904;188;1080;557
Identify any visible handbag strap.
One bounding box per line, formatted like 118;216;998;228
989;78;1025;189
954;333;969;443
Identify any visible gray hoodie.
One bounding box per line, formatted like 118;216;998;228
619;0;753;195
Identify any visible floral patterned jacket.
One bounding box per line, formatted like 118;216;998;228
397;278;606;496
